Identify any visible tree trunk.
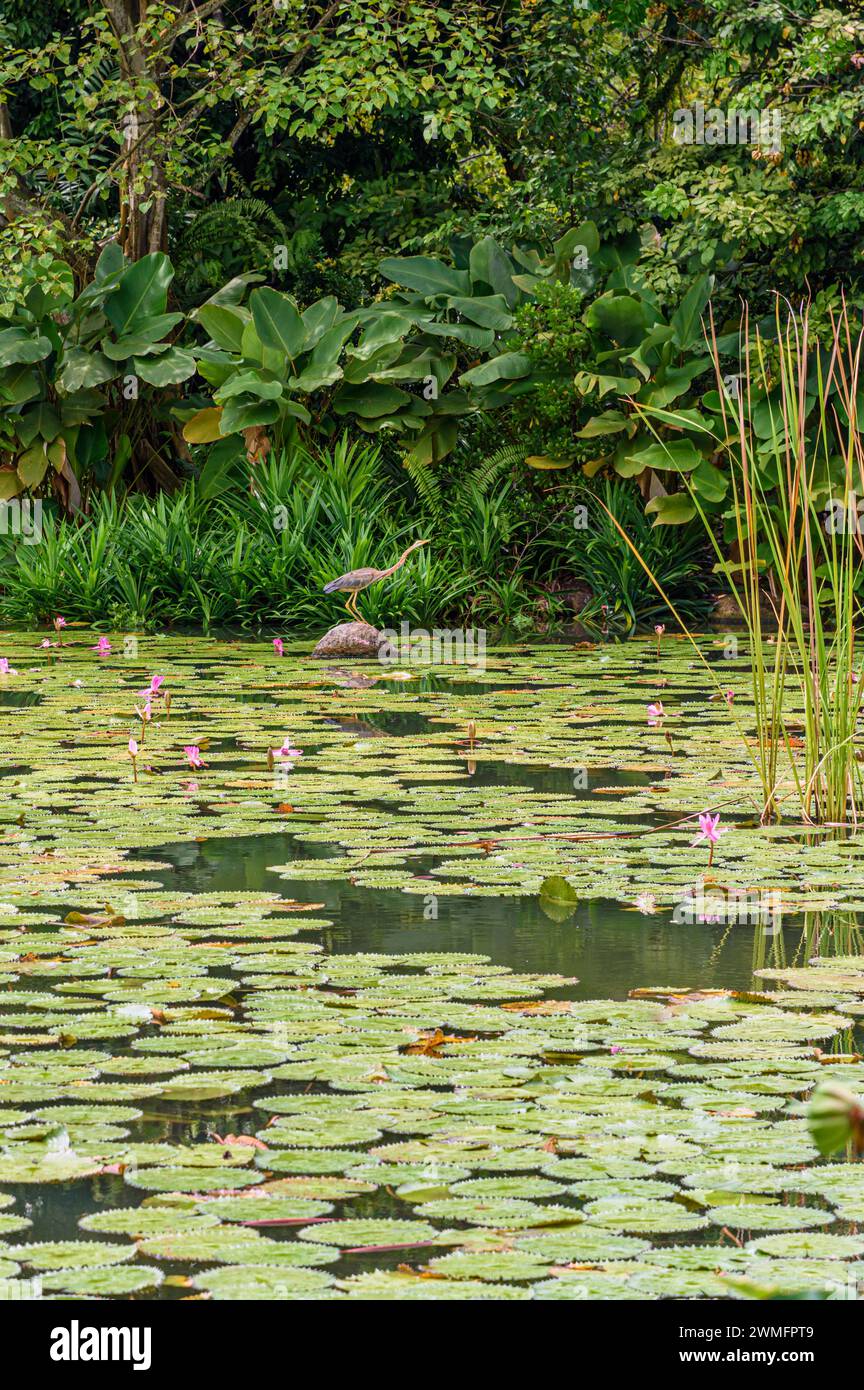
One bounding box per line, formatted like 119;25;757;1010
102;0;168;259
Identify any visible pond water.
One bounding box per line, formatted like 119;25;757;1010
1;631;864;1301
145;832;815;997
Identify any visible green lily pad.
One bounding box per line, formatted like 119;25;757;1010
299;1218;437;1248
706;1204;833;1232
9;1240;134;1270
191;1264;335;1299
40;1265;165;1295
79;1208;222;1237
124;1166;263;1193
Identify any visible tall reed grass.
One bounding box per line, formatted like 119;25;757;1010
702;299;864;825
613;299;864;826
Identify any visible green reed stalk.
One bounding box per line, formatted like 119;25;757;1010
622;299;864;826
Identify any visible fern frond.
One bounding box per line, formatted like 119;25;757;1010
403;455;445;520
465;445;522;497
173;200;288;306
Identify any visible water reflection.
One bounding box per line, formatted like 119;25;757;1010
138;834;828;1000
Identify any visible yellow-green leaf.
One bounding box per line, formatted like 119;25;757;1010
183;408;225;444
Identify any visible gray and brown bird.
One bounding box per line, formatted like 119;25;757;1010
322;540;429;622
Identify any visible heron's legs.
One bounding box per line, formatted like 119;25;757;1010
344;591;362;622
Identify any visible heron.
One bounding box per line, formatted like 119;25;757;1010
322;540;429;622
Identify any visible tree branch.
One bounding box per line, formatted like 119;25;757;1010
162;0;227;49
225;0;345;149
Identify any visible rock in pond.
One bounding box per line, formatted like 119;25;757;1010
311;622;387;659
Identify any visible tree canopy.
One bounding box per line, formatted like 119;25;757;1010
1;1;861;310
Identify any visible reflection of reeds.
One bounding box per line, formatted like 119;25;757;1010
608;299;864;828
749;915;786;977
799;909;864;963
745;907;864;985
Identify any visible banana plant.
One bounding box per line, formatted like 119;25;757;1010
570;243;726;523
181;229;594;472
180;280;445;470
183;241;536;469
181;285;356;457
0;245;196;507
370;230;595;464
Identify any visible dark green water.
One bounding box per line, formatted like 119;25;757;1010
142;831;811;1001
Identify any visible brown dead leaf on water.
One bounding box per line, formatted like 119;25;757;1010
209;1132;268;1151
405;1028;476;1056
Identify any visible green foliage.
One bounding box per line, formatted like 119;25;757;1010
0;439;531;632
0;245;194;504
173;201;288;310
541;478;712;631
3;0;861;617
183;232;586;474
510;281;592;462
2;1;863;309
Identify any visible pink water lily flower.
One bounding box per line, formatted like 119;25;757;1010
53;616;66;631
647;700;665;726
654;625;665;637
137;676;165;704
275;738;303;760
128;738;139;756
693;811;726;845
92;637;112;656
0;658;17;675
272;638;285;657
692;811;728;867
183;745;204;770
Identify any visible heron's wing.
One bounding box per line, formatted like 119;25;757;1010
323;569;380;592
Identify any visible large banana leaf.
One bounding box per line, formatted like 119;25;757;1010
104;253;173;335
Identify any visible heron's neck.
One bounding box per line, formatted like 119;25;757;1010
380;546;417;579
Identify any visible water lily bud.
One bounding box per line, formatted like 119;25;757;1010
808;1080;864;1157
